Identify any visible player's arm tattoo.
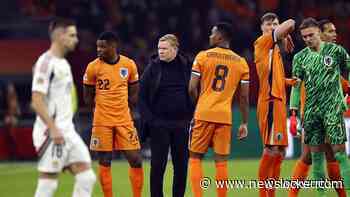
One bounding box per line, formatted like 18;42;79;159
128;82;139;109
83;84;95;110
188;74;200;105
239;82;249;124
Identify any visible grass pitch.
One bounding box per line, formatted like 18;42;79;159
0;159;339;197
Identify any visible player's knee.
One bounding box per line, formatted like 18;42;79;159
325;151;337;162
99;159;111;166
301;152;312;165
332;144;346;153
130;158;143;168
34;178;58;197
75;169;96;187
98;152;112;166
127;154;143;168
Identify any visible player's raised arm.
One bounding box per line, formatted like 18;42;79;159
274;19;295;41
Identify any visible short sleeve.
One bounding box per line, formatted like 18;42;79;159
32;56;54;94
192;51;206;77
83;63;96;86
292;54;304;80
240;58;250;83
128;60;139;84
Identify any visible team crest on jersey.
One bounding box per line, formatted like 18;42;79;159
52;160;59;168
91;137;100;148
323;55;333;68
276;132;283;141
120;67;128;79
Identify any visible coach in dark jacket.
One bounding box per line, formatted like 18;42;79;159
138;34;194;197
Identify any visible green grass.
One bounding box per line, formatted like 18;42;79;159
0;159;339;197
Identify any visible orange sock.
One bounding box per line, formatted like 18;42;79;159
268;154;284;197
272;154;283;179
259;152;274;197
327;161;346;197
288;160;310;197
190;158;203;197
216;161;228;197
129;167;144;197
99;165;113;197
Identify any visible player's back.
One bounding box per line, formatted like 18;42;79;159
192;47;249;124
83;55;139;126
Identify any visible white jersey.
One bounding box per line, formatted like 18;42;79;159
32;51;75;148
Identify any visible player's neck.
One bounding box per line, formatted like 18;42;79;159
215;43;230;49
104;54;120;65
49;43;66;58
309;41;323;52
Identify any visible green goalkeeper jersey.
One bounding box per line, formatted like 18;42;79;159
290;42;350;114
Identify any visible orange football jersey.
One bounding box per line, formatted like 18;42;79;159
254;33;286;102
83;55;139;126
192;47;250;124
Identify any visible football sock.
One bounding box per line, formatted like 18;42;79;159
99;165;113;197
311;152;326;197
215;161;228;197
258;152;274;197
327;161;346;197
288;159;310;197
129;167;144;197
72;169;96;197
335;151;350;196
268;153;284;197
190;158;203;197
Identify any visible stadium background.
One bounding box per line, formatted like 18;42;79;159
1;0;350;196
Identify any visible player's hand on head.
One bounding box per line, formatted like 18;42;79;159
237;123;248;140
50;125;64;144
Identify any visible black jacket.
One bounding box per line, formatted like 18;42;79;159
138;52;195;140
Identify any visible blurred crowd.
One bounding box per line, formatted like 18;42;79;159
14;0;350;62
2;0;350;115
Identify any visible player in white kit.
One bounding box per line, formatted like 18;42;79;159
31;18;96;197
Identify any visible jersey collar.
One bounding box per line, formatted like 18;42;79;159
307;41;325;53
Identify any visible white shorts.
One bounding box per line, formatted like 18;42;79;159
33;128;91;173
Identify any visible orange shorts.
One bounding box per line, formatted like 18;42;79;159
189;120;231;155
90;124;140;151
257;99;288;146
